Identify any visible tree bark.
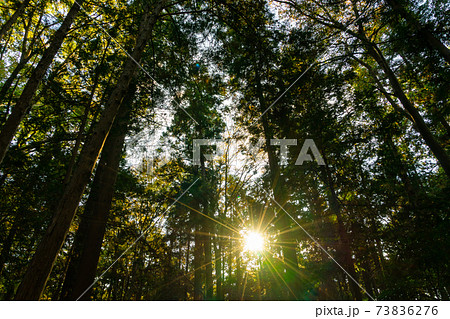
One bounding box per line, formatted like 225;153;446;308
0;0;85;166
235;250;241;300
59;87;134;301
14;1;165;300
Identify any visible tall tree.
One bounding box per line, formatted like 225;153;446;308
0;0;85;165
59;85;136;300
14;0;166;300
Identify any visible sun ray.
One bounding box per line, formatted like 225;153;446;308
257;201;273;233
240;271;248;300
261;251;297;299
276;221;316;236
194;231;242;241
148;245;241;298
261;210;286;233
167;196;241;234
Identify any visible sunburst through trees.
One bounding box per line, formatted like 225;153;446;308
0;0;449;301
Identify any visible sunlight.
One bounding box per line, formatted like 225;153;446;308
243;231;265;253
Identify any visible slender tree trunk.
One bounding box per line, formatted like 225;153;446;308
193;226;204;300
357;53;450;146
354;2;450;174
254;65;299;299
0;0;31;40
227;233;233;299
322;155;363;301
0;8;37;105
204;232;213;299
192;191;205;301
308;183;338;300
364;41;450;177
386;0;450;64
184;236;190;300
63;40;110;185
54;239;75;298
59;88;134;300
0;55;32;104
0;218;19;277
352;36;450;177
396;53;450;139
14;2;165;300
200;156;213;300
0;0;85;166
215;153;228;301
214;235;223;300
288;0;450;177
235;250;241;300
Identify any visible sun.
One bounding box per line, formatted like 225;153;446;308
243;231;265;253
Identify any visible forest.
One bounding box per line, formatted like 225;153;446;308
0;0;449;301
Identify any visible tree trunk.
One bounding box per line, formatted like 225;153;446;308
322;155;363;301
62;40;111;185
0;0;85;165
235;250;241;300
14;1;165;300
386;0;450;64
364;40;450;177
204;228;213;300
0;0;31;40
59;88;134;301
215;153;228;301
0;8;39;105
0;218;19;278
288;0;450;177
214;234;223;300
227;233;233;299
193;226;204;300
200;155;213;300
184;236;190;300
351;1;450;176
0;54;33;105
254;65;299;299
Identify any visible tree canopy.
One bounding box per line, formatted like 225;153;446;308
0;0;449;300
